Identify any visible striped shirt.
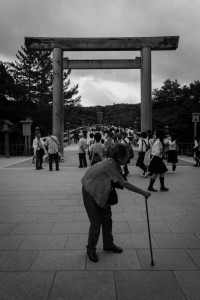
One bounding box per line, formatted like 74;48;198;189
81;158;125;208
45;135;59;154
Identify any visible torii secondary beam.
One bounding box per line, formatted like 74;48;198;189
63;58;141;69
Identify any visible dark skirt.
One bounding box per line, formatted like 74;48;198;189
149;155;168;174
136;152;146;167
167;150;178;163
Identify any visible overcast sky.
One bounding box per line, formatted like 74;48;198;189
0;0;200;106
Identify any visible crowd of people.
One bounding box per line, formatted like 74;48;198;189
77;126;134;177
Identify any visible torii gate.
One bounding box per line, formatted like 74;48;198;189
25;36;179;153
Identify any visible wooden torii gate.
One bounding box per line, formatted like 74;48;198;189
25;36;179;154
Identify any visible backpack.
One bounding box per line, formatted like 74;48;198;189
124;140;134;159
143;148;152;167
91;152;102;165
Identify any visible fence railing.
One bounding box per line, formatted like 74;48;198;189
178;143;194;155
0;143;25;156
0;129;76;157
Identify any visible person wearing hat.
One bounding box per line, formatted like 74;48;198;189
78;132;88;168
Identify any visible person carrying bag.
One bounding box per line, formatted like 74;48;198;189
45;133;60;171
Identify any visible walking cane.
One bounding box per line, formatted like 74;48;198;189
145;196;155;266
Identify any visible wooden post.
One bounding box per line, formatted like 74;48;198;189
53;48;64;155
141;47;152;132
5;131;10;158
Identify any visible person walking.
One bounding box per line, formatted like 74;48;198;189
45;133;60;171
87;132;95;163
90;132;105;165
81;143;151;262
78;132;87;168
104;130;114;158
167;133;178;173
148;129;169;192
193;136;200;167
136;132;148;177
32;132;46;170
120;131;131;176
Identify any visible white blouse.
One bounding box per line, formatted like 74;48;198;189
151;139;163;158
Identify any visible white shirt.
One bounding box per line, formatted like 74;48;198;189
45;135;59;154
138;138;148;152
78;137;87;153
168;140;177;150
151;139;163;158
33;137;46;154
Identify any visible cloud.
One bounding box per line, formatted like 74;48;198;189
70;73;140;106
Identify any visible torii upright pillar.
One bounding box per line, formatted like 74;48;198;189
53;48;64;154
141;47;152;132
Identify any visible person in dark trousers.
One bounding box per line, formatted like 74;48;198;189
81;143;151;263
136;131;148;177
45;133;60;171
193;136;200;167
32;132;46;170
167;133;178;173
148;129;169;192
78;132;87;168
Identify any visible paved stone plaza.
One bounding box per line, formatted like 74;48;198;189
0;147;200;299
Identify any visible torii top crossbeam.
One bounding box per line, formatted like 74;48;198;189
25;36;179;51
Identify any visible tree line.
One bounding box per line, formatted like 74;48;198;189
0;45;200;142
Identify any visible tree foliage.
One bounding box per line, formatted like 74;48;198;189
152;79;200;141
6;46;81;105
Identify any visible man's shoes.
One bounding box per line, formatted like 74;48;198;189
78;166;83;168
56;168;59;171
40;167;43;169
87;251;98;262
148;187;157;192
103;244;123;253
160;187;169;191
49;169;52;171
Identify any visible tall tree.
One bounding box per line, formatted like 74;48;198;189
0;61;19;101
7;46;81;105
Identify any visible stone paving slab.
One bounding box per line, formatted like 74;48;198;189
30;250;86;271
137;249;197;270
115;271;185;300
186;249;200;268
0;271;55;300
19;234;68;250
153;233;200;248
0;235;25;250
86;250;141;270
0;250;38;271
129;221;171;233
48;271;116;300
174;271;200;300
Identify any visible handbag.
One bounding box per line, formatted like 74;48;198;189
107;181;118;206
124;140;134;159
91;152;101;165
